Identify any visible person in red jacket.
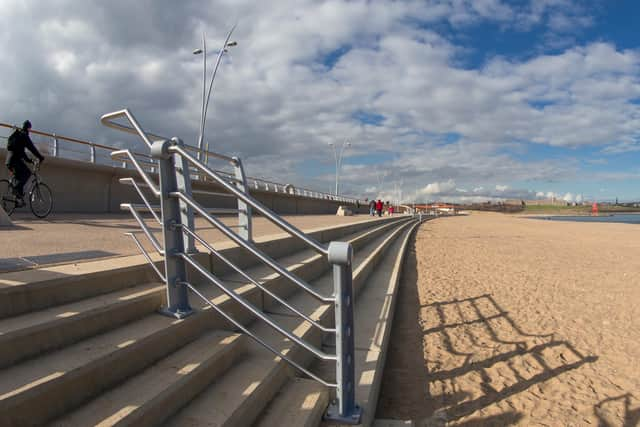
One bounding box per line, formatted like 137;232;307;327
375;199;383;217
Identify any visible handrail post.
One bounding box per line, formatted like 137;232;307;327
171;138;197;253
232;157;252;242
151;139;193;319
325;241;362;424
52;134;58;157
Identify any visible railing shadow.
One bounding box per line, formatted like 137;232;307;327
379;234;598;425
594;394;640;427
420;293;597;424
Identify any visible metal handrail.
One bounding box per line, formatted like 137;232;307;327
178;224;335;333
171;190;334;303
100;109;160;149
121;203;164;254
169;145;329;256
180;254;336;361
119;178;161;224
126;232;166;282
182;281;336;387
111;150;160;196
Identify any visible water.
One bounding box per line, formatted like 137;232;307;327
535;213;640;224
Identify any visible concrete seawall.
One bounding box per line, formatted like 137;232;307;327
0;149;365;215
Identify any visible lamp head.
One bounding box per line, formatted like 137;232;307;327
193;48;203;55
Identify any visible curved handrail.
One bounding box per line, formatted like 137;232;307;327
100;109;162;149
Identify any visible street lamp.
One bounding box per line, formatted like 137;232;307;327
193;24;237;165
328;138;351;196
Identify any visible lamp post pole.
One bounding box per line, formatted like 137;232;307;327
193;24;237;165
328;139;351;196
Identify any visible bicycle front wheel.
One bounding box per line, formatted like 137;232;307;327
29;182;53;218
0;179;16;216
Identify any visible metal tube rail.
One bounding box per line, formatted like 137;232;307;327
168;145;328;256
119;178;161;224
180;254;337;361
181;281;336;387
100;109;237;164
111;150;160;196
126;232;166;282
171;190;334;303
100;109;160;149
121;203;164;255
178;225;335;334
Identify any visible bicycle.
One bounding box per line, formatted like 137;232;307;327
0;160;53;218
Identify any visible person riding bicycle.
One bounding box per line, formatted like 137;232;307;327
5;120;44;206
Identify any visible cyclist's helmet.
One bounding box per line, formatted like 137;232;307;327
22;120;32;130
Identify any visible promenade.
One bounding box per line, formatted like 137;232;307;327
0;213;373;272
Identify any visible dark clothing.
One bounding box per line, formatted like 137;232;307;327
6;129;44;166
10;161;31;197
6;129;44;198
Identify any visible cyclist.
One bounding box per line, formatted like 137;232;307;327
5;120;44;206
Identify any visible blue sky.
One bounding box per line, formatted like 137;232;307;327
1;1;639;202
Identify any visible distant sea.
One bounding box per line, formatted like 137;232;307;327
534;213;640;224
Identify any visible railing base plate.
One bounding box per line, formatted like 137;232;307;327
159;307;195;319
324;402;362;425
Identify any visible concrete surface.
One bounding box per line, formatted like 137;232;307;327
0;213;384;272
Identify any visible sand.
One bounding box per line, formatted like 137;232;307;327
377;212;640;426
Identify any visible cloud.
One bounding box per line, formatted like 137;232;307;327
0;1;636;202
420;179;457;195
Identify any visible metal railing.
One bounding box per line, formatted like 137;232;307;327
0;120;361;206
103;108;362;424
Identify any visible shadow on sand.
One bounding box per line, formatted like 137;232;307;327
377;233;597;426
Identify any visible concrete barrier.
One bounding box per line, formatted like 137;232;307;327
0;149;366;215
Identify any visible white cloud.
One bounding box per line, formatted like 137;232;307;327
0;1;636;201
420;179;457;195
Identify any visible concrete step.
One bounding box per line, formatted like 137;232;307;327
0;282;164;369
0;217;402;370
164;219;416;427
255;378;329;427
0;218;407;425
0;216;403;319
49;330;245;427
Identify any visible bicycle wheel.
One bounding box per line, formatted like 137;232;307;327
29;182;53;218
0;179;16;216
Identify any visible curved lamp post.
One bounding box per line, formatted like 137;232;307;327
328;139;351;196
193;24;238;164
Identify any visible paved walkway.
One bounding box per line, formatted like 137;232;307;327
0;213;380;272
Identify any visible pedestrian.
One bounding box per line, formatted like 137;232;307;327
369;199;376;216
389;205;394;215
5;120;44;206
375;199;383;217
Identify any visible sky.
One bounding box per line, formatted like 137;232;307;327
1;0;639;203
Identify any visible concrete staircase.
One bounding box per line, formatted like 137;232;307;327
0;215;422;427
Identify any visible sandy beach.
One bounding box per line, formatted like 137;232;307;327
378;212;640;426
